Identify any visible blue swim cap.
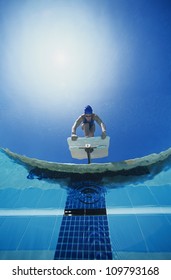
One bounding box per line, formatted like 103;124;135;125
84;105;93;114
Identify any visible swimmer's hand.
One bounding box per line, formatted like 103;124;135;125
71;133;78;141
101;131;106;139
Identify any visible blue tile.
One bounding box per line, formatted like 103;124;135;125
149;185;171;206
18;216;56;250
0;189;21;209
14;188;42;208
126;185;157;206
106;187;132;207
37;189;66;208
166;214;171;224
49;216;63;250
138;215;171;252
54;214;112;260
0;217;5;226
0;217;30;250
108;215;148;252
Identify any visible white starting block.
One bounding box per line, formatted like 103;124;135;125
67;136;110;164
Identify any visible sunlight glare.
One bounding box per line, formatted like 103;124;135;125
4;3;124;114
53;49;71;68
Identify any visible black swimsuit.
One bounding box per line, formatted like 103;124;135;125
83;116;94;128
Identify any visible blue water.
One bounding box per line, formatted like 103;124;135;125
1;0;171;260
0;149;171;259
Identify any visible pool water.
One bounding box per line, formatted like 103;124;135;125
0;149;171;259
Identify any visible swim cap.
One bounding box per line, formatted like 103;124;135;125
84;105;93;114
